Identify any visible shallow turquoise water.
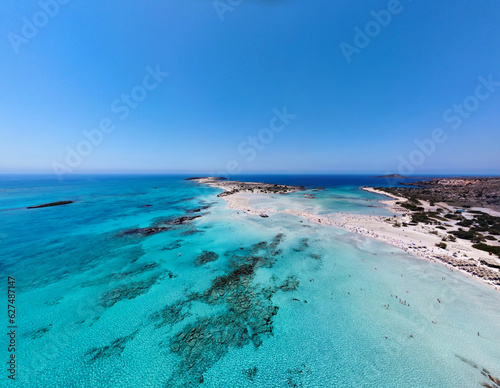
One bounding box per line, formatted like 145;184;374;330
1;175;499;387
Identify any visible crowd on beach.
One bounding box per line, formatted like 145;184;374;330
287;210;499;289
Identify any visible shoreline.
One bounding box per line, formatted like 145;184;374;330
190;178;500;291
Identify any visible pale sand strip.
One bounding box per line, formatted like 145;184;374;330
212;186;500;291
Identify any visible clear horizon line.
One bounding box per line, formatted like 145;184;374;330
0;171;499;177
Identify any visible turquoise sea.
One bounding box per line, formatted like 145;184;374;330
1;174;499;387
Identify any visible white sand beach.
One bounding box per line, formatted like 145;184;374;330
196;178;500;290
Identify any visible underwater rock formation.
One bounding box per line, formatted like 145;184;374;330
83;233;300;386
151;302;191;328
194;251;219;266
119;215;203;238
293;238;310;252
243;366;258;381
455;355;500;388
86;330;138;363
81;263;161;287
99;273;162;308
280;276;300;292
187;205;211;213
119;226;170;237
287;363;312;387
162;240;184;251
27;324;53;340
156;233;297;387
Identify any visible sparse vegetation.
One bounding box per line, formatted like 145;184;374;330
399;201;424;212
457;219;474;227
472;243;500;257
451;228;479;241
375;178;500;211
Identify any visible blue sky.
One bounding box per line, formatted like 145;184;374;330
1;0;499;175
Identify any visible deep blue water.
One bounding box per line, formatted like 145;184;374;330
206;174;422;188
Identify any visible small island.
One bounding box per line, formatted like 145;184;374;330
372;174;407;179
27;201;74;209
188;177;305;197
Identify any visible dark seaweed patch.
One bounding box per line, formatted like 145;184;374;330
151;302;191;329
280;276;300;292
166;215;202;226
456;355;500;388
45;297;62;306
161;233;293;387
194;251;219;266
270;233;285;256
119;215;203;238
120;226;170;237
224;234;285;270
287;364;312;387
243;366;258;381
85;330;138;363
293;238;309;252
81;263;161;287
186;205;211;214
19;234;145;291
162;240;184;251
181;228;204;236
99;273;162;308
27;324;53;340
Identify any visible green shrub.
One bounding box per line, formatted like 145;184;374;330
401;202;424;212
451;228;477;240
411;212;432;224
472;243;500;257
457;219;474;227
489;229;500;236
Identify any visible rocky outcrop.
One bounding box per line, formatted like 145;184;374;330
189;177;305;197
27;201;73;209
119;215;202;237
